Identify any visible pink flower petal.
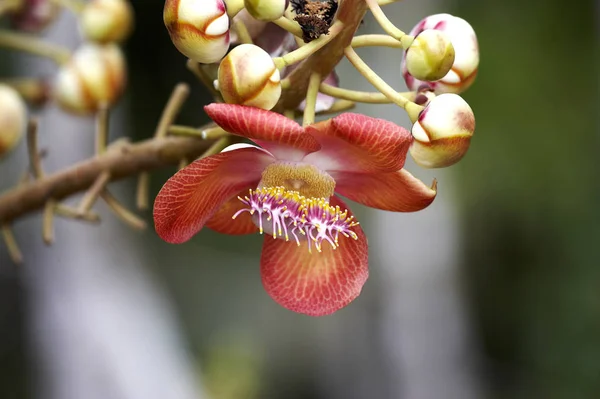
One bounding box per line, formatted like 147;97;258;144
205;186;259;235
260;196;369;316
332;169;437;212
205;104;321;160
303;113;413;173
154;147;273;243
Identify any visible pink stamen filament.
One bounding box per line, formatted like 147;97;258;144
232;187;359;253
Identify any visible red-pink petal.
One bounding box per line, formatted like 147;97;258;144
153;148;273;243
260;196;369;316
303;113;413;173
332;169;437;212
204;103;321;160
205;186;259;235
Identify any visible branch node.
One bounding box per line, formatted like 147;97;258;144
77;171;111;216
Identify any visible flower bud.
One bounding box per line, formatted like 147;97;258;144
217;44;281;110
54;43;127;114
404;29;455;82
244;0;289;22
402;13;479;94
410;93;475;168
9;0;61;33
0;85;27;158
163;0;230;64
80;0;134;44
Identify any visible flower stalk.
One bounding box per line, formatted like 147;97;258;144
364;0;413;48
303;71;321;126
0;30;71;64
273;20;344;70
344;46;423;121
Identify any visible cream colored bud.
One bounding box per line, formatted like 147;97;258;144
54;44;127;114
405;30;455;82
163;0;230;64
218;44;281;110
80;0;134;44
402;13;479;94
244;0;288;21
410;93;475;168
0;85;27;158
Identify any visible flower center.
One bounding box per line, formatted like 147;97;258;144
258;162;335;199
232;186;359;253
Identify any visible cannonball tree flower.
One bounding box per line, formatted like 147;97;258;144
164;0;230;64
80;0;135;44
53;43;127;114
9;0;61;33
410;93;475;168
402;13;479;94
154;104;437;316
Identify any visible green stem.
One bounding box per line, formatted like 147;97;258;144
0;30;71;64
344;46;423;121
168;125;229;140
272;16;304;38
232;18;253;44
319;83;416;104
273;21;344;70
364;0;413;48
351;34;403;49
303;72;321;126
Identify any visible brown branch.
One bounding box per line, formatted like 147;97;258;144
0;135;215;223
275;0;368;111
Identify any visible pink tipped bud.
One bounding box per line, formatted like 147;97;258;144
244;0;289;21
53;44;127;114
9;0;61;33
217;44;281;110
163;0;230;64
405;29;455;81
80;0;135;44
402;13;479;94
0;85;27;158
410;93;475;168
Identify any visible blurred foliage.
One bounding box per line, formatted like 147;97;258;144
454;0;599;398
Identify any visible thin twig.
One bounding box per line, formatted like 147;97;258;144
167;125;228;140
55;204;100;223
77;172;111;216
136;83;190;210
1;224;23;264
42;199;56;245
101;190;146;230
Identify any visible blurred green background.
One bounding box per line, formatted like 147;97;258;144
0;0;598;398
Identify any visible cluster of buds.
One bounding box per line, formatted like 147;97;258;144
50;0;133;114
0;0;134;159
402;13;479;95
395;13;479;168
163;0;294;110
